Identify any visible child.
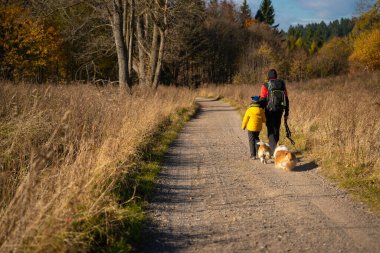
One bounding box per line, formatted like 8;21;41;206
241;96;266;160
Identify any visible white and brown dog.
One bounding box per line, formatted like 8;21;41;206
273;145;297;171
257;141;271;164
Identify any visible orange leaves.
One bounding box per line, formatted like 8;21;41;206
243;18;256;28
0;5;62;81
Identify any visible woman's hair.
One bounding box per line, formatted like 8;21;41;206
267;69;277;79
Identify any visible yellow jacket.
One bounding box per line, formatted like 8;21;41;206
241;104;266;132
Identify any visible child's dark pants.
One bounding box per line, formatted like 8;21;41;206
248;131;260;158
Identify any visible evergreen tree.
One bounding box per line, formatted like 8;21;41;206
239;0;252;26
255;9;264;22
286;18;355;52
257;0;275;25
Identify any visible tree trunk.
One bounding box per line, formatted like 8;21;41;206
136;17;147;86
152;28;166;89
110;0;131;90
131;0;168;88
127;0;134;76
148;24;159;85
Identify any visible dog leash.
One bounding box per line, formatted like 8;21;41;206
284;118;296;146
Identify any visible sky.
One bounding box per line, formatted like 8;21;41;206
233;0;365;31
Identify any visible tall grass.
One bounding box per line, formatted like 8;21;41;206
0;83;197;251
199;72;380;210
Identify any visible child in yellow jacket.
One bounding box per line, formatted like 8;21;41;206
241;96;266;159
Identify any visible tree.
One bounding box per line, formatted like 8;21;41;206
286;18;355;53
349;28;380;71
295;37;304;49
255;9;264;22
98;0;169;89
356;0;377;14
26;0;171;89
239;0;252;27
351;0;380;36
309;41;318;55
133;0;169;88
162;0;207;86
203;0;244;83
0;4;62;82
208;0;219;18
312;37;351;77
349;1;380;71
256;0;275;25
289;49;308;81
234;22;284;84
220;0;237;23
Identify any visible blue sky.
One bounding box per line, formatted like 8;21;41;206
233;0;363;30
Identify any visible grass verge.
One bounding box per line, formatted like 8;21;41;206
88;104;199;252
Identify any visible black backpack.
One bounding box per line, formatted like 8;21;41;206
265;79;287;112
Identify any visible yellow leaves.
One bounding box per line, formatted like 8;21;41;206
348;1;380;71
351;2;379;36
318;37;351;58
304;37;351;78
0;5;62;80
309;41;318;55
295;37;303;49
257;42;276;67
349;28;380;71
289;49;308;81
258;43;273;57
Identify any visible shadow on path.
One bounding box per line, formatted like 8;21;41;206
293;161;319;172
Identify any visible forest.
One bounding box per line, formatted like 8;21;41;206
1;0;379;88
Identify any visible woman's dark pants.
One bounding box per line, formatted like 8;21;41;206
265;110;283;154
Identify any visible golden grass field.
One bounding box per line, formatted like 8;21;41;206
0;83;197;251
199;71;380;210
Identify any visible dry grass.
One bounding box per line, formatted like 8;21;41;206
0;83;197;252
199;72;380;210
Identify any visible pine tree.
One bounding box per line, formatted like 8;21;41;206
257;0;275;25
239;0;252;26
255;9;264;22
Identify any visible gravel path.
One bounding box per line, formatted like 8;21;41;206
141;98;380;253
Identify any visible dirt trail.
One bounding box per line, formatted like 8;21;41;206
141;98;380;252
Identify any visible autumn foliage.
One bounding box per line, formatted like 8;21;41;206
0;5;63;82
349;28;380;71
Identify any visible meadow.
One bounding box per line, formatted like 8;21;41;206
0;83;197;251
199;71;380;210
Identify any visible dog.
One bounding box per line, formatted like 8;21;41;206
273;145;297;171
257;141;271;164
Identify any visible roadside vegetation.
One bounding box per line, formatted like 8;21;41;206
0;83;197;251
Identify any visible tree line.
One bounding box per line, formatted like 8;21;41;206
287;18;356;53
0;0;379;87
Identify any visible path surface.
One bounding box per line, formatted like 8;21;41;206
141;98;380;253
